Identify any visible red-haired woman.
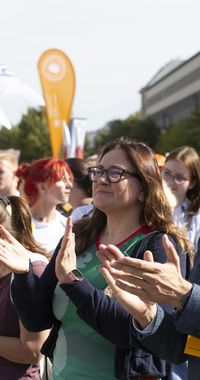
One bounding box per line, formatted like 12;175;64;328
21;157;73;254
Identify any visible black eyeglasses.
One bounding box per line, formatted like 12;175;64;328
162;170;191;185
87;166;139;184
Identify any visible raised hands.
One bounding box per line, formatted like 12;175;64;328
97;244;157;329
55;216;76;283
0;225;30;273
100;235;192;309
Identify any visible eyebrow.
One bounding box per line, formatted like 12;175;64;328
164;169;186;176
97;165;129;170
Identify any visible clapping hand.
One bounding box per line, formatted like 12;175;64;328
0;225;30;273
97;244;157;329
55;216;76;283
102;235;192;309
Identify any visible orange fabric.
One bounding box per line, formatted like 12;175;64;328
155;153;166;168
38;49;75;157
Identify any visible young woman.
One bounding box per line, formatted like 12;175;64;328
0;138;191;380
162;146;200;252
161;146;200;380
17;157;73;254
0;196;50;379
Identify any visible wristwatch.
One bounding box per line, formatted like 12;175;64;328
60;269;84;284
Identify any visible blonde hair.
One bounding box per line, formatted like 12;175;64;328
0;151;19;171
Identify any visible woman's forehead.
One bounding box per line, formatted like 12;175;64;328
99;148;131;166
165;159;189;173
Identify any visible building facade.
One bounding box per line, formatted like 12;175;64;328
140;51;200;129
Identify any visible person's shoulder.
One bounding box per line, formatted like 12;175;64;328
142;230;164;244
72;204;93;222
55;210;67;224
131;230;164;259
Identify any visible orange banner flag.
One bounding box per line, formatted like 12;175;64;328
38;49;75;157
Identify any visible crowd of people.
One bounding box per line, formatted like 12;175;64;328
0;138;200;380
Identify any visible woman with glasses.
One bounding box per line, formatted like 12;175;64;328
1;138;190;380
162;146;200;253
161;146;200;380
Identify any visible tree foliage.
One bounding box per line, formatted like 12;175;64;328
1;104;200;163
0;108;51;162
92;115;161;153
156;106;200;154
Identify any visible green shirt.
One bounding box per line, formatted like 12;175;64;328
52;231;146;379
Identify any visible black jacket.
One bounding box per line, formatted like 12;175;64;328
11;231;187;379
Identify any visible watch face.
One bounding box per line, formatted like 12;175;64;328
71;269;84;281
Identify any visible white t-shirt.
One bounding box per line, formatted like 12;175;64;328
32;211;67;255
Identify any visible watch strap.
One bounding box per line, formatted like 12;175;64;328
60;269;84;284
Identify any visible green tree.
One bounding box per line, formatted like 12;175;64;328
0;108;51;162
93;114;160;152
156;106;200;154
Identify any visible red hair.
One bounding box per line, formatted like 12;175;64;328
16;163;31;180
23;157;73;206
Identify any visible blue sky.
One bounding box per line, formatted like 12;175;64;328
0;0;200;131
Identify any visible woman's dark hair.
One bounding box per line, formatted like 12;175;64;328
66;158;92;197
166;146;200;217
0;196;49;259
73;137;191;256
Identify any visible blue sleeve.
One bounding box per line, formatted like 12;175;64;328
11;239;62;331
175;283;200;336
175;249;200;336
133;306;188;364
132;242;199;363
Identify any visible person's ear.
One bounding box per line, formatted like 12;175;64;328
37;182;48;194
188;178;196;190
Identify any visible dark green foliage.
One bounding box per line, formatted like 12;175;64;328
156;106;200;154
1;104;200;162
0;108;51;162
91;115;161;153
85;106;200;156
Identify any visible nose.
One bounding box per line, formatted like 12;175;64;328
69;179;74;188
65;178;73;188
164;174;175;185
97;171;109;184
